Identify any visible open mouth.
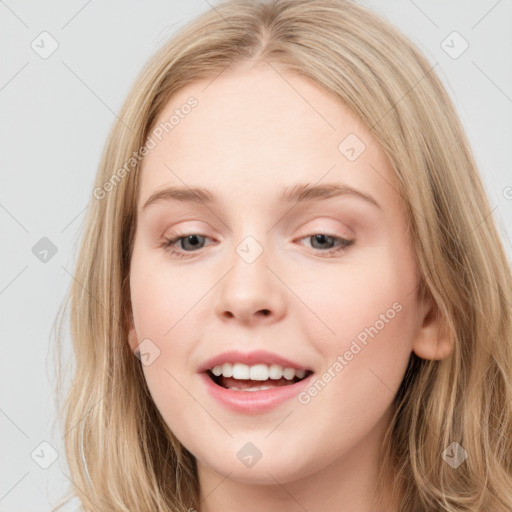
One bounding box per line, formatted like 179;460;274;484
207;369;314;392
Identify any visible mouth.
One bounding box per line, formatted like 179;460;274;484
205;363;314;392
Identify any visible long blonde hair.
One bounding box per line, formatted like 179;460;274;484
53;0;512;510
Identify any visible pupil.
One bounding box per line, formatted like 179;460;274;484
312;234;332;249
183;235;203;250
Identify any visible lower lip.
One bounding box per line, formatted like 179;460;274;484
199;372;314;414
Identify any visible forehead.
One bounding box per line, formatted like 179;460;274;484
139;63;396;209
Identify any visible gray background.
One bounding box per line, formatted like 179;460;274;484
1;1;511;510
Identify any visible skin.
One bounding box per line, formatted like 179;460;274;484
127;61;453;512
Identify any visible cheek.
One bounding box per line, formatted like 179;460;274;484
316;288;415;391
296;289;416;448
306;242;417;341
129;245;209;339
129;243;217;406
303;243;418;394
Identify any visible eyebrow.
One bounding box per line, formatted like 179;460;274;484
141;182;381;210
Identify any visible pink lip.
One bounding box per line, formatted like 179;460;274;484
197;349;311;373
199;371;314;414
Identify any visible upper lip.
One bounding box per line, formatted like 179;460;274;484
197;350;313;373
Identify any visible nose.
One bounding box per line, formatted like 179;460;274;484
215;240;286;325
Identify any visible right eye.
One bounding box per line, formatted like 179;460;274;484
161;233;215;258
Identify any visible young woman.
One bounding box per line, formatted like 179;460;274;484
54;0;512;510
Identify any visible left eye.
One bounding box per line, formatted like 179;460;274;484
297;233;354;255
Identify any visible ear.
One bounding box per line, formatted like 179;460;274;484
126;312;140;355
412;292;454;360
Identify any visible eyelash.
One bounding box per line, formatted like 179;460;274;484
160;232;354;259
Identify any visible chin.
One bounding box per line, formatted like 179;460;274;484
197;447;316;485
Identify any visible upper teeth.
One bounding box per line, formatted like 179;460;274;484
211;363;306;381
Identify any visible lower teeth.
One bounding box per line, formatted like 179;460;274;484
227;385;274;392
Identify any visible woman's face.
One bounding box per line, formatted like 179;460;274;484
128;63;431;488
